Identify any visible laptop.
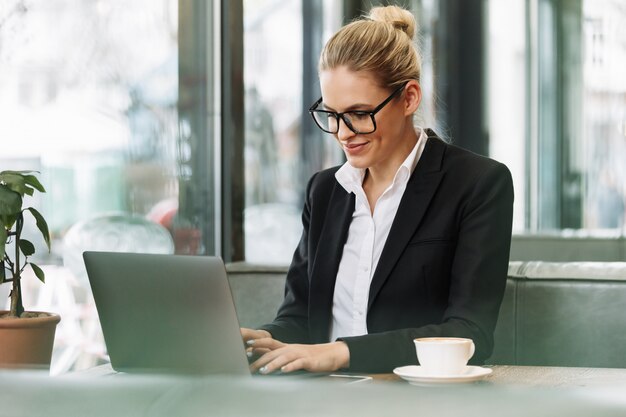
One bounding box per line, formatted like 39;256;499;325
83;251;250;376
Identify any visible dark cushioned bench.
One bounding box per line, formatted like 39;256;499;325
488;261;626;367
227;261;626;368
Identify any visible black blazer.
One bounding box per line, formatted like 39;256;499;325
261;130;514;373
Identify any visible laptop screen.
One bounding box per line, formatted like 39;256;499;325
83;251;250;376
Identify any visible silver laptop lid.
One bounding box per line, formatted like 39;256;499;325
83;251;250;376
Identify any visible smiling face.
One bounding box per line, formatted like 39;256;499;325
319;66;421;178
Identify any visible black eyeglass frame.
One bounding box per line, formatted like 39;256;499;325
308;82;408;134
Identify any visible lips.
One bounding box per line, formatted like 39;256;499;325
345;142;367;149
343;142;369;155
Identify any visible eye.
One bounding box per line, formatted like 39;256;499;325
346;111;370;121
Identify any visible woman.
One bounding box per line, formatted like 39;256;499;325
242;5;514;374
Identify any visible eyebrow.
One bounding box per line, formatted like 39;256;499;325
322;102;375;112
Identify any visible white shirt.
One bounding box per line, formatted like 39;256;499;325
329;127;427;341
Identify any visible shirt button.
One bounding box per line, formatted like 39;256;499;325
362;265;369;271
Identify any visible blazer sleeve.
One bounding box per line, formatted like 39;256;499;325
339;162;514;373
258;173;318;343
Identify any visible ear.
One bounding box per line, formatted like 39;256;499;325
403;80;422;116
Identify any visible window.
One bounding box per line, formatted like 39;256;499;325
0;0;182;373
242;0;344;264
488;0;527;232
240;0;442;264
489;0;626;232
582;0;626;229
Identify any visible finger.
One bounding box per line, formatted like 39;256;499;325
249;348;293;374
279;357;308;373
251;347;271;356
249;348;274;372
240;328;255;342
245;347;255;359
246;347;271;360
249;353;275;373
256;351;298;375
241;329;272;343
247;337;284;350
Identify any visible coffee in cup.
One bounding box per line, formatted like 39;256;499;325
414;337;475;376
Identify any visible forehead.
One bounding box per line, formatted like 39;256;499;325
319;67;386;109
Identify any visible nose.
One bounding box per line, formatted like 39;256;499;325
336;117;355;142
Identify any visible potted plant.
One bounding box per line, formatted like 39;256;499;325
0;170;60;369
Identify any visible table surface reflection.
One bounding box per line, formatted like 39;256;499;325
2;365;626;417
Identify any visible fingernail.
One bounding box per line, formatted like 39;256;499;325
246;351;253;357
259;366;268;374
246;340;255;346
281;366;288;372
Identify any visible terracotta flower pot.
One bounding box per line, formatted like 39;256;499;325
0;311;61;370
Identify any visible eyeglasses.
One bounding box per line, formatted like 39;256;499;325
308;82;408;135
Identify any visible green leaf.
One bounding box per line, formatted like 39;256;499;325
0;172;30;197
0;170;38;175
30;262;45;283
19;239;35;256
23;174;46;193
0;185;23;217
26;208;51;251
0;226;6;258
0;213;19;230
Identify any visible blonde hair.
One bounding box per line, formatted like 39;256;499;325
319;5;421;90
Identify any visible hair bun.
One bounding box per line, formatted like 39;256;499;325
368;5;417;39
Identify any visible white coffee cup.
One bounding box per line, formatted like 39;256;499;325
414;337;475;376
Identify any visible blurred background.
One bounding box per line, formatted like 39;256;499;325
1;0;625;374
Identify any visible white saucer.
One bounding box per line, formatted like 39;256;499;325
393;365;492;386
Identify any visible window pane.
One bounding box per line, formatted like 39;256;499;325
487;0;527;232
489;0;626;233
412;0;439;132
243;0;343;264
241;1;442;264
0;0;180;237
583;0;626;229
0;0;180;373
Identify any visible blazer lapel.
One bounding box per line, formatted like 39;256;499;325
368;133;446;310
308;181;354;343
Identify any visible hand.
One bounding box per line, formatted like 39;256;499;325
248;339;350;374
240;328;273;358
241;328;272;343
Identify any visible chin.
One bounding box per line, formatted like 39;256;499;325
346;157;370;170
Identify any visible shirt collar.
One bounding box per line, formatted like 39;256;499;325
335;127;426;194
